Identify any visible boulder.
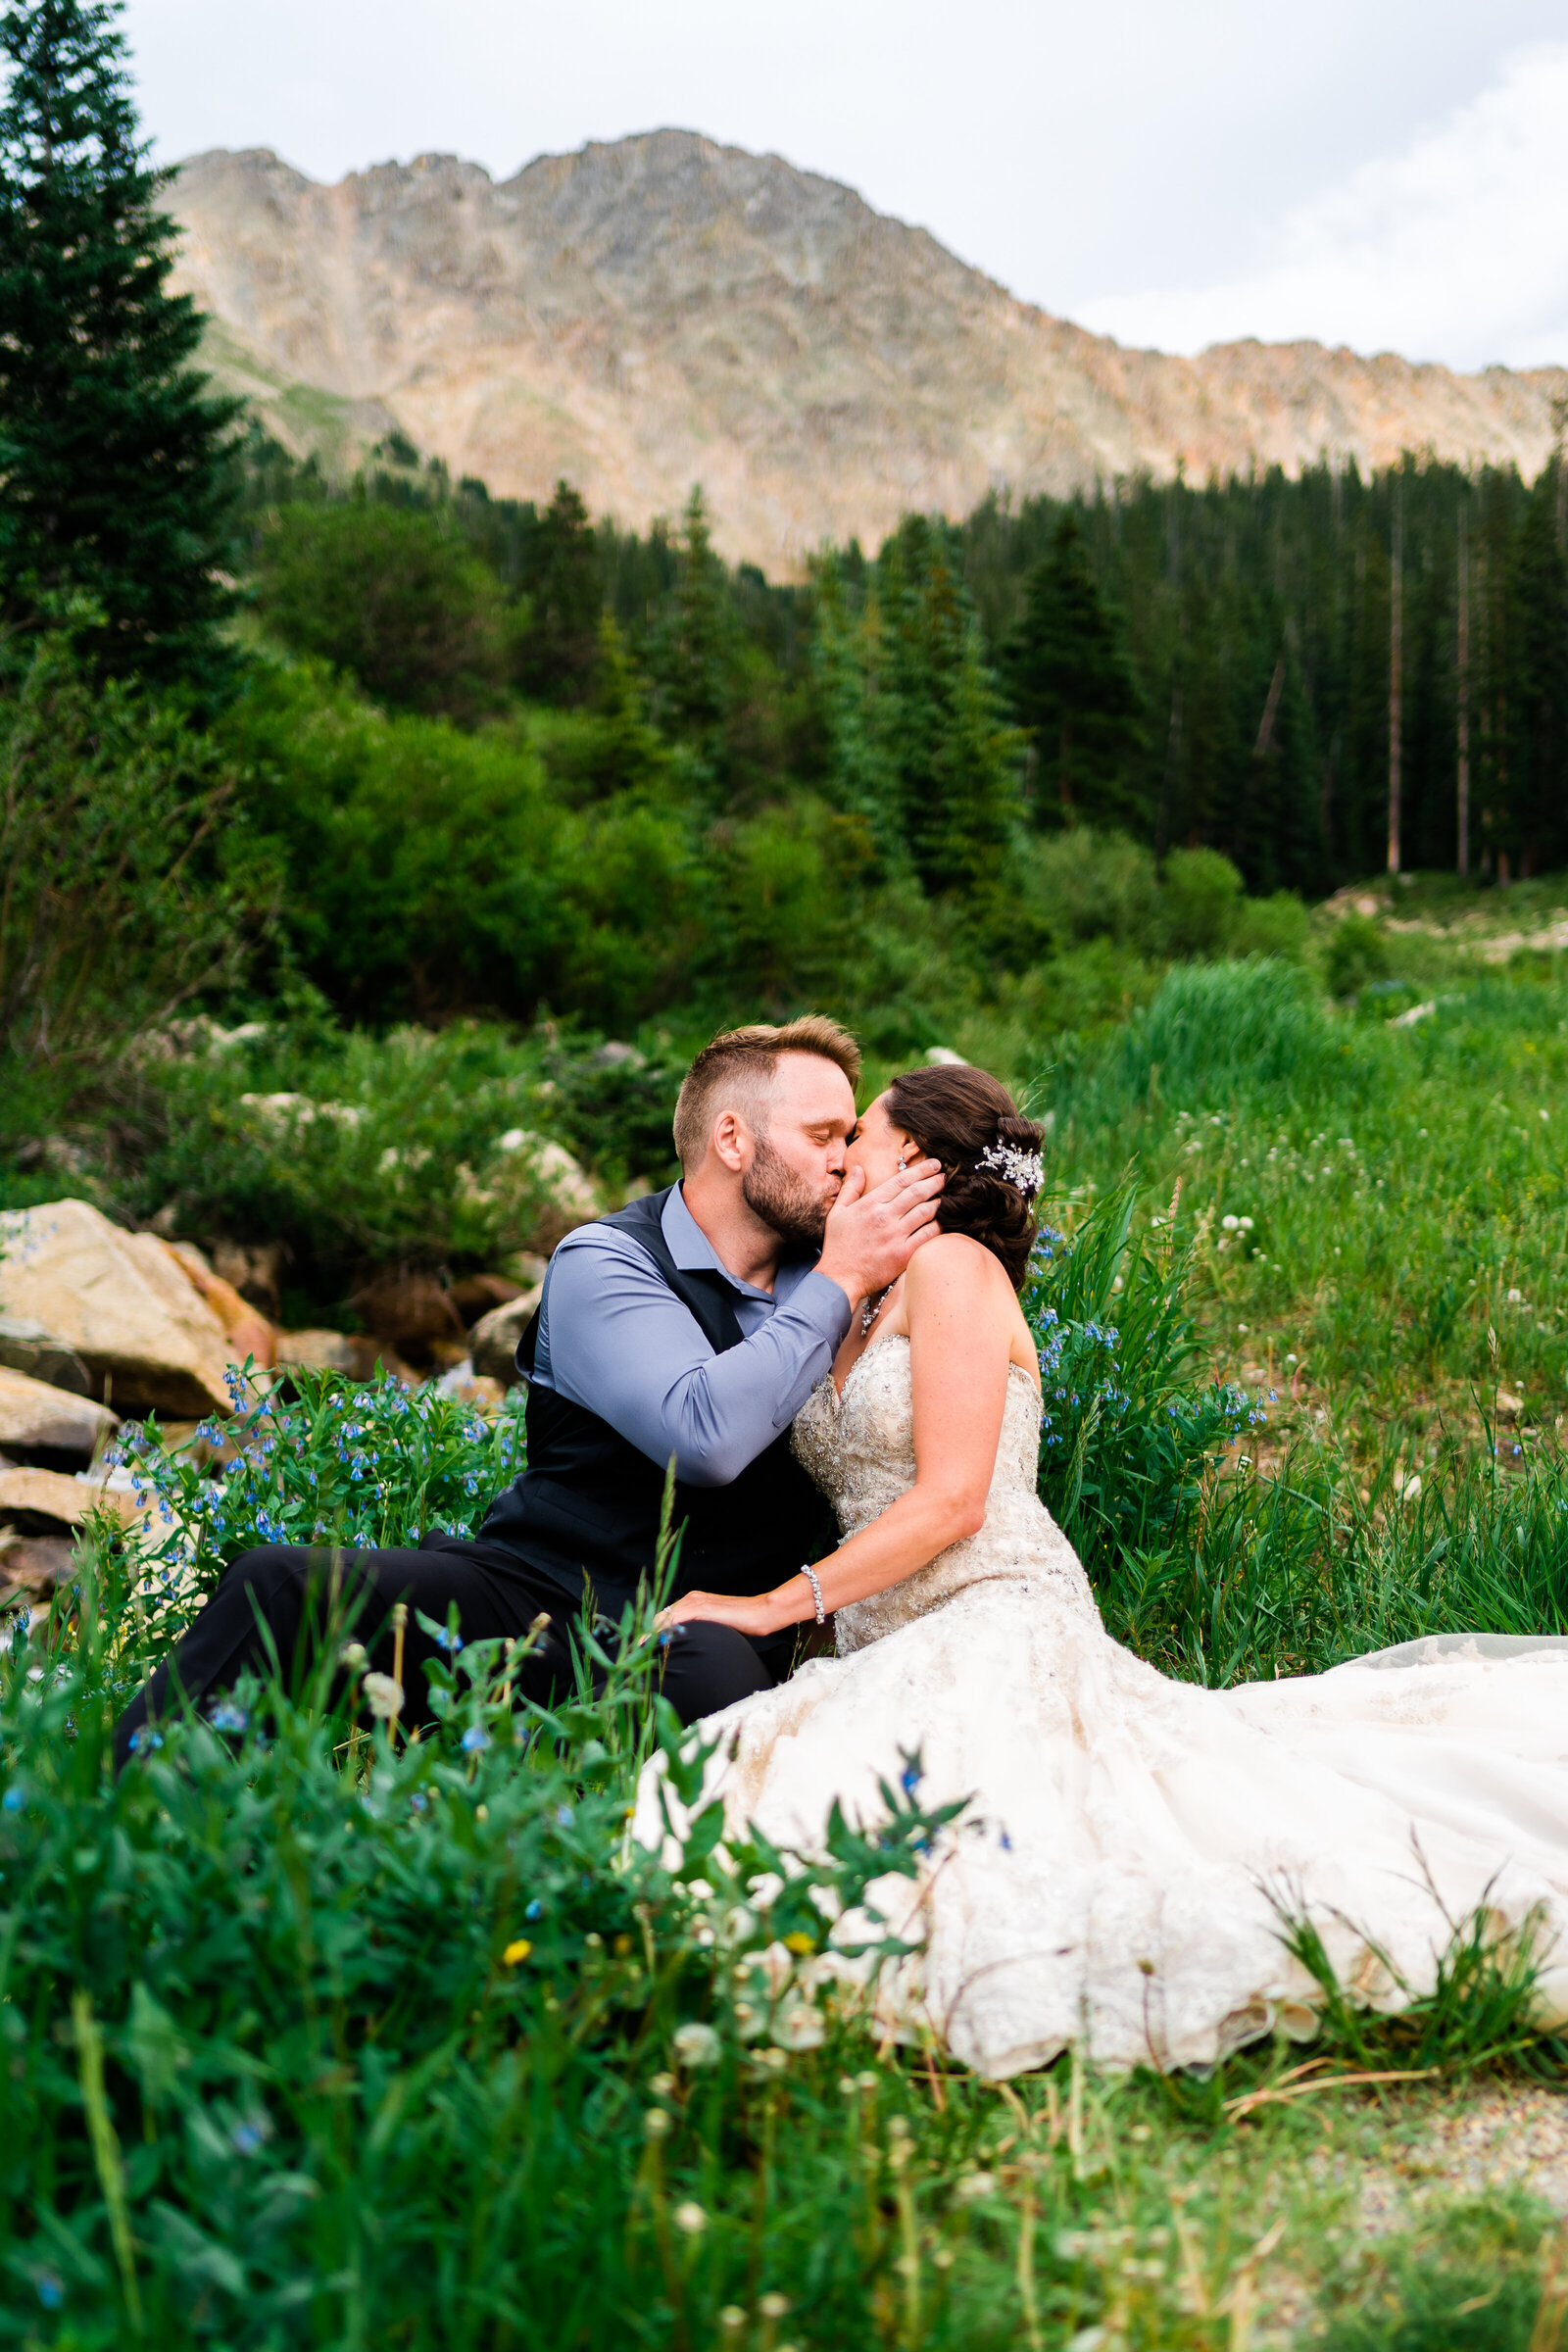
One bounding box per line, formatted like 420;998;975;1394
469;1288;543;1388
350;1270;465;1364
466;1132;602;1253
450;1271;524;1324
0;1199;237;1417
211;1239;284;1319
163;1241;277;1369
275;1331;418;1386
0;1465;139;1535
0;1534;75;1597
0;1366;118;1462
0;1313;91;1396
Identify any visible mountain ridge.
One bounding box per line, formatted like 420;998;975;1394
168;130;1568;570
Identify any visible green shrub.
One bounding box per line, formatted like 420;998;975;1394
1230;888;1310;961
1323;909;1392;999
253;501;515;720
1012;826;1163;956
0;639;272;1090
1160;846;1245;956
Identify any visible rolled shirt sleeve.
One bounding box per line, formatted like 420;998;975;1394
537;1228;850;1485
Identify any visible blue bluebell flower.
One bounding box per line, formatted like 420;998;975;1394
461;1725;490;1754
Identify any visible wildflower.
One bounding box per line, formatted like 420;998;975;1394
758;2293;790;2321
210;1702;249;1735
783;1931;815;1956
461;1725;490;1754
673;2201;708;2236
643;2107;671;2139
732;1998;765;2040
230;2118;269;2156
1;1788;21;1813
672;2021;722;2069
754;1941;795;1996
555;1803;574;1829
363;1673;404;1720
772;2001;825;2051
127;1728;163;1754
434;1623;464;1652
35;2273;63;2311
956;2171;996;2200
502;1938;533;1965
524;1898;544;1921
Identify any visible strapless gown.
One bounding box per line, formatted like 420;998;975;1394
634;1336;1568;2077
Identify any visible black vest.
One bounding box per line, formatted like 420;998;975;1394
477;1188;835;1609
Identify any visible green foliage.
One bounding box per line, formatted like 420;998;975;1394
0;0;241;685
1325;909;1394;998
253;500;514;720
1004;510;1146;827
0;636;270;1082
1160;846;1245;957
511;478;603;705
120;1020;599;1298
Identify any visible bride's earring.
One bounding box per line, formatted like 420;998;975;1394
897;1153;907;1172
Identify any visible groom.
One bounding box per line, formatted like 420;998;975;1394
114;1017;942;1765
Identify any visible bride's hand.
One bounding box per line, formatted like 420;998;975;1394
654;1590;783;1640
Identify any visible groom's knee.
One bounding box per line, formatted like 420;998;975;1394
655;1623;775;1724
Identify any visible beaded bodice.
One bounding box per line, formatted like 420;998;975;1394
791;1336;1101;1654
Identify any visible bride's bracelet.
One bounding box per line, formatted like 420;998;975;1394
801;1563;826;1625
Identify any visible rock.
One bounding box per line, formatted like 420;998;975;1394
0;1465;138;1535
237;1092;363;1130
500;1251;549;1291
0;1313;91;1396
275;1331;418;1386
211;1240;284;1319
162;1242;277;1369
0;1366;118;1462
0;1200;238;1417
1496;1389;1526;1421
0;1534;76;1595
471;1130;602;1253
349;1271;466;1364
469;1288;542;1388
450;1271;524;1324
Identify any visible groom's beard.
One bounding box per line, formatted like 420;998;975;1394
743;1136;836;1250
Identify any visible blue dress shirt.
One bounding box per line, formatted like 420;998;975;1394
528;1186;852;1487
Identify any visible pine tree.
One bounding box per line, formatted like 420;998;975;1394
0;0;241;683
514;478;603;704
1004;512;1146;826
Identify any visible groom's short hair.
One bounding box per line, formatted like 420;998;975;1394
673;1016;861;1169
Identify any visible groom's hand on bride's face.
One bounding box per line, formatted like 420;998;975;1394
814;1157;944;1304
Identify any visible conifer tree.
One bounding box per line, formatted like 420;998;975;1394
1004;511;1146;826
0;0;240;682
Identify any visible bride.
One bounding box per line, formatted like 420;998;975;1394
640;1062;1568;2078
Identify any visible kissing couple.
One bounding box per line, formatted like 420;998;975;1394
119;1018;1568;2077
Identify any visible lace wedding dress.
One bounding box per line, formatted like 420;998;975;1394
636;1336;1568;2077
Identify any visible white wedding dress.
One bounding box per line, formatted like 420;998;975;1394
636;1336;1568;2077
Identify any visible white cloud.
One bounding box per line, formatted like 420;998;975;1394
1078;41;1568;370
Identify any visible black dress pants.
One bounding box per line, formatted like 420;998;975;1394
112;1534;789;1772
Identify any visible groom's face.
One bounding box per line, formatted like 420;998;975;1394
739;1052;857;1247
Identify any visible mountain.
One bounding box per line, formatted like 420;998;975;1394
169;131;1568;572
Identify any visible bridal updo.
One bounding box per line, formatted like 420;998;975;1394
885;1064;1044;1291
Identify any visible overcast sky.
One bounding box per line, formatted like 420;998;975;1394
123;0;1568;371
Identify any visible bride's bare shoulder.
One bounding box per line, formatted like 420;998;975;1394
906;1230;1010;1300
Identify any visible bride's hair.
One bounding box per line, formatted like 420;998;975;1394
884;1065;1044;1291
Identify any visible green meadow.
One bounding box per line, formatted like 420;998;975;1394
6;937;1568;2349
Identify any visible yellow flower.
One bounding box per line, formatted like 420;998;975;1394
783;1933;815;1956
502;1938;533;1966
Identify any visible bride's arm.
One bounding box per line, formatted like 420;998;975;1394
660;1234;1018;1638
